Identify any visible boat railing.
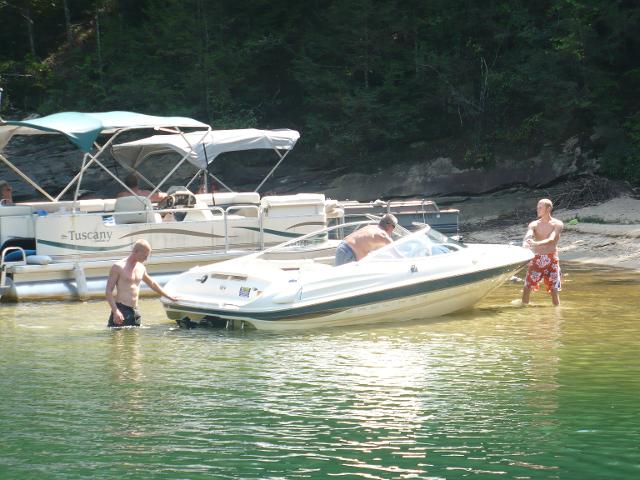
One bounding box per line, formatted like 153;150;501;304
223;204;263;252
1;246;27;291
383;199;441;214
419;199;440;213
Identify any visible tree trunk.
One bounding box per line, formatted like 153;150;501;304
63;0;73;44
95;4;104;90
2;3;36;56
20;6;37;57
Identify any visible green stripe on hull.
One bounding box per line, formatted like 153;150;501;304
38;239;130;252
120;228;228;239
239;224;324;238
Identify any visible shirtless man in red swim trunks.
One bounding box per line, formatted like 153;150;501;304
522;198;564;306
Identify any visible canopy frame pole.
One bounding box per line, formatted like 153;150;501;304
57;127;135;202
0;152;56;201
72;154;89;210
199;143;233;193
145;128;211;197
55;155;96;201
185;171;201;190
254;148;291;193
206;171;233;192
130;125;185;194
90;155;148;209
202;140;210;193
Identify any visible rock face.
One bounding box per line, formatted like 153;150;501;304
321;136;600;201
2;133;599;202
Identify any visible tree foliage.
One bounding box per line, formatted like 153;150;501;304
1;0;639;181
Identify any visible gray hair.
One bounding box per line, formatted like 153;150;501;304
379;213;398;228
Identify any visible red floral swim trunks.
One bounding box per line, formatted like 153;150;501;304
524;253;562;292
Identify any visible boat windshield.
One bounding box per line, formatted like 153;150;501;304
254;220;408;259
362;226;464;261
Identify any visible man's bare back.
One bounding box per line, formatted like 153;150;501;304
344;224;393;260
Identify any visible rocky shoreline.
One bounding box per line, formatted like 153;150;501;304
459;194;640;271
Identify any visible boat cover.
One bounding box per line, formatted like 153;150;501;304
0;111;208;153
111;129;300;169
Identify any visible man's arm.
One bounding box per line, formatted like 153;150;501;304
523;221;536;247
377;231;393;245
530;221;564;247
143;271;178;302
105;264;124;325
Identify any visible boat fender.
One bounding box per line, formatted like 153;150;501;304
73;264;88;300
26;255;52;265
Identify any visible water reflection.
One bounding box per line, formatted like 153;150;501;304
105;326;156;446
107;327;145;389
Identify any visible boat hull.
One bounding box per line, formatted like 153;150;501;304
162;260;526;331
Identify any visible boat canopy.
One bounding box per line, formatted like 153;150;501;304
111;128;300;170
0;111;208;153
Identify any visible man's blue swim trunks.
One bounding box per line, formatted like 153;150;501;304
335;241;357;266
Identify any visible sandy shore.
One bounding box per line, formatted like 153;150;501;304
458;195;640;271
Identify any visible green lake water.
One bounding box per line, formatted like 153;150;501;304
1;263;639;479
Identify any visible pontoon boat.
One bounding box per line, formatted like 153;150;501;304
0;112;332;301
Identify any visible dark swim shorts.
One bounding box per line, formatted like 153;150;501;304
108;302;142;327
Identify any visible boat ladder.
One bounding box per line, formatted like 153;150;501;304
0;246;28;296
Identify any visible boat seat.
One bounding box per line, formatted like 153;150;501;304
182;202;216;222
113;196;160;224
103;199;117;212
261;193;326;217
195;192;260;206
261;193;326;207
76;199;105;213
0;205;33;216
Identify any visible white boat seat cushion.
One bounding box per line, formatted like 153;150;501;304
261;193;325;207
182;202;215;221
195;192;260;206
114;196;159;224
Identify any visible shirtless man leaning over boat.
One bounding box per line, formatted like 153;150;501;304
521;198;564;306
335;214;398;266
106;239;177;327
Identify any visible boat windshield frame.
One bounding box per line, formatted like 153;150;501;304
250;220;411;260
361;224;466;262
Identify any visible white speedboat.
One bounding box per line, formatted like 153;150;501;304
161;222;533;331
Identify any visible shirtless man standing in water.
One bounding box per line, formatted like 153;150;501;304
106;239;177;327
522;198;564;306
